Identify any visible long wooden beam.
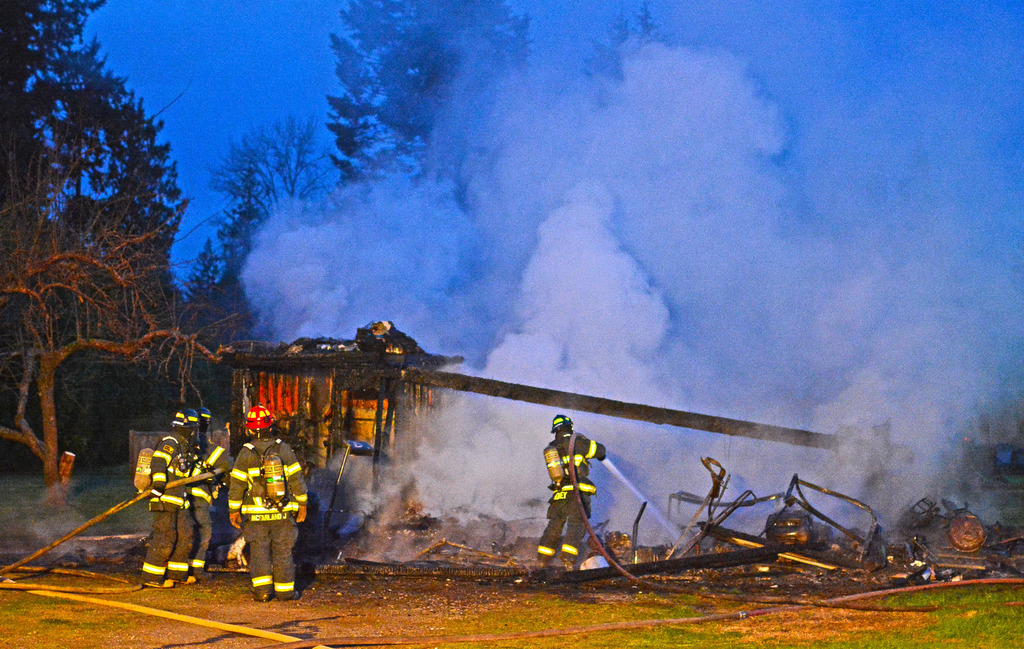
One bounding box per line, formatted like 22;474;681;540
554;546;783;583
400;368;837;451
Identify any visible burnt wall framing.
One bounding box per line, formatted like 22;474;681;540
223;350;452;470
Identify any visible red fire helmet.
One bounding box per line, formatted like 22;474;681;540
245;404;274;430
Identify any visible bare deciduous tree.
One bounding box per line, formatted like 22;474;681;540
0;142;217;504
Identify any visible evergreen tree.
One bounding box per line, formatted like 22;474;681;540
327;0;529;181
0;0;103;195
587;2;662;80
0;2;210;494
184;238;221;303
1;1;182;256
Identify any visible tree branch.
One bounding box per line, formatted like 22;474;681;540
0;351;45;462
54;329;221;367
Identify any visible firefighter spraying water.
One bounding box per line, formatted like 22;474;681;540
537;414;607;569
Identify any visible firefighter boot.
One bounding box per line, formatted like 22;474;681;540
143;579;175;589
253;588;273;602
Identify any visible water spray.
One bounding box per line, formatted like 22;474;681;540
600;456;677;539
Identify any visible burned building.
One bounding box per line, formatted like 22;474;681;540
218;322;462;472
219;319;838;475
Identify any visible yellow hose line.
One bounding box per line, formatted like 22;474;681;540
1;565;141;594
11;565;136;583
8;565;139;585
24;589;310;645
0;582;141;595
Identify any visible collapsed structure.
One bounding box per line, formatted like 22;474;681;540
219;322;838;469
42;323;1024;587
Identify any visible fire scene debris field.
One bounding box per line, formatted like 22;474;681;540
4;467;1024;648
5;327;1024;647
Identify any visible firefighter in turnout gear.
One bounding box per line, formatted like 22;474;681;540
228;404;308;601
187;407;231;580
141;409;198;587
537;414;606;570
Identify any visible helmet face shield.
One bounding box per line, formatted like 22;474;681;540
172;408;200;431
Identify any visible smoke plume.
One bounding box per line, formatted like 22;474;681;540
242;5;1024;541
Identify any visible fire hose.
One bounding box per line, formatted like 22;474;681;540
559;437;762;599
0;471;218;577
7;587;325;646
2;566;333;648
0;469;339;647
556;439;900;608
563;432;643;585
558;436;757;596
261;578;1024;649
0;566;140;594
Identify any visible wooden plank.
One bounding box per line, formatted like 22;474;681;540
555;546;782;583
401;368;836;450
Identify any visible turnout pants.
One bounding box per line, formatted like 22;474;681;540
190;497;213;573
537;491;591;565
244;517;298;598
142;507;193;581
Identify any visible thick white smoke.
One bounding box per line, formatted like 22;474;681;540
242;21;1024;542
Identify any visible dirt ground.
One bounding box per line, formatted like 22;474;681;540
0;557;949;649
4;499;1023;648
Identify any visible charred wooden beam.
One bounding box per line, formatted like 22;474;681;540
555;546;782;583
400;368;836;451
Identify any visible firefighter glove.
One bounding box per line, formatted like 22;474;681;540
230;511;242;529
296;505;307;523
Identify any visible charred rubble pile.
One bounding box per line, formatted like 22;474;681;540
303;456;1024;593
11;316;1024;598
890;496;1024;583
313;504;539;580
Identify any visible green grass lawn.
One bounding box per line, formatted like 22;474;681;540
436;586;1024;649
4;580;1024;649
0;465;150;548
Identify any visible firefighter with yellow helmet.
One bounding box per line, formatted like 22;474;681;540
228;404;308;601
186;406;231;581
140;408;198;587
537;414;606;570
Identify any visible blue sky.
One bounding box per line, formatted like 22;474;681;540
86;1;1024;272
86;1;341;270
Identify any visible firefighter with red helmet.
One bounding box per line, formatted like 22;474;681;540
187;406;231;580
141;408;198;587
228;405;308;601
537;414;606;570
